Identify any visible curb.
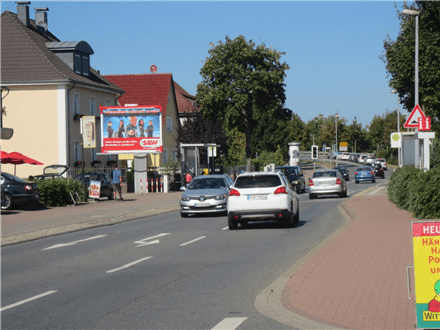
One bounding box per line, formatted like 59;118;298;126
254;200;355;329
1;205;181;247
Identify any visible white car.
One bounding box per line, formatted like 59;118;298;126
365;156;375;165
375;158;387;170
340;153;350;160
358;155;367;163
226;171;299;230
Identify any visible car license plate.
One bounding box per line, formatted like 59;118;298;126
194;202;210;207
248;195;267;200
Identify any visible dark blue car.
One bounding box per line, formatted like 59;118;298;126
355;166;375;184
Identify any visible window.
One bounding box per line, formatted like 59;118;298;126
163;148;169;164
172;149;178;162
166;117;173;131
73;94;80;115
82;56;89;76
90;97;96;116
74;141;81;162
74;54;81;74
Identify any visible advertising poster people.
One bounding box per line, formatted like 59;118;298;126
100;105;162;153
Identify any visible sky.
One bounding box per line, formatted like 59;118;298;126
1;0;410;128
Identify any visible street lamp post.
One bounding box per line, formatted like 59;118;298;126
335;113;339;167
391;89;401;167
402;8;420;167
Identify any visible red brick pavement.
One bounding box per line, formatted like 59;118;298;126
282;195;417;329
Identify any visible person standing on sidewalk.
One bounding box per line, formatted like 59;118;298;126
112;165;123;201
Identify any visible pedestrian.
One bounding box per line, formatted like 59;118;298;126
112;165;123;201
185;170;193;186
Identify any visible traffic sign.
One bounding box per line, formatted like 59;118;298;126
404;104;426;128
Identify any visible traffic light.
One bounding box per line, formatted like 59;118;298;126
311;145;318;160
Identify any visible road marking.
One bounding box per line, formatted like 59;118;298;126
134;233;170;247
180;236;206;247
42;235;107;251
211;317;248;330
368;186;385;195
1;291;57;311
106;256;153;273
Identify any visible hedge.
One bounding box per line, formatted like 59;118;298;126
388;165;440;219
34;178;88;207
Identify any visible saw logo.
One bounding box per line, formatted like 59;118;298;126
140;139;159;147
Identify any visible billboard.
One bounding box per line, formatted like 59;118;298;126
100;105;162;154
82;116;96;148
412;221;440;329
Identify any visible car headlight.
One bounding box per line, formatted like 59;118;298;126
294;181;298;185
215;194;227;200
181;195;190;201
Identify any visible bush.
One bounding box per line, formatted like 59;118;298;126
35;178;87;207
388;165;440;219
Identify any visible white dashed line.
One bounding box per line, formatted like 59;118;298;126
106;256;153;273
211;317;248;330
1;291;57;311
368;186;385;195
42;235;107;250
222;227;229;231
180;236;206;246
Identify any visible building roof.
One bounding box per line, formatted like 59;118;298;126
173;81;200;114
0;10;124;94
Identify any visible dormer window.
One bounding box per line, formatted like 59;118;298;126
46;41;94;77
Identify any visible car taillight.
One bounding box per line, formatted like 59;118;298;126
308;179;314;186
25;185;32;191
384;163;387;166
370;171;373;174
336;178;342;185
355;172;358;175
274;187;287;194
229;189;240;196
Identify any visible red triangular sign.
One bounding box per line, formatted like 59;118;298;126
404;104;426;128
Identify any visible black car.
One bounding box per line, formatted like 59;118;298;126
372;163;385;178
275;166;306;193
74;172;114;200
333;166;350;181
1;172;40;210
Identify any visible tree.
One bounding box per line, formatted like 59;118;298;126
381;1;440;133
196;35;290;171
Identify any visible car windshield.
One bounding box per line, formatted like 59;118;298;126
357;167;372;172
374;164;382;168
313;171;337;178
188;177;226;190
235;175;282;188
75;173;100;182
2;172;27;183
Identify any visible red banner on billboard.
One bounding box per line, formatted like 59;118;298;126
100;105;163;154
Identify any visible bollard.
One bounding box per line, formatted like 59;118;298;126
156;178;159;193
140;179;143;195
151;178;153;193
160;176;163;192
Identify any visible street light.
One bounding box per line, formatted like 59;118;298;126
335;113;339;167
391;89;401;167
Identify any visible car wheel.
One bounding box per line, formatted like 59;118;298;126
355;181;359;184
372;179;376;183
301;185;306;193
296;186;301;194
285;204;295;228
293;204;300;225
339;190;344;198
228;214;238;230
180;211;189;218
344;188;348;197
2;194;13;210
108;189;114;200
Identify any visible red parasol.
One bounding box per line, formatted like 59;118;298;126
1;152;43;175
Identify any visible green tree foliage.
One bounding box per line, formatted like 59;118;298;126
286;114;311;151
381;1;440;133
196;35;290;170
35;178;86;207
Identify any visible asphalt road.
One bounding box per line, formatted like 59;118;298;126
1;160;388;330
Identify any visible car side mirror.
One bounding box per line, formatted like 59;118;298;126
308;178;311;181
180;186;186;191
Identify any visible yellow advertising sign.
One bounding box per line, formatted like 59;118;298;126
413;221;440;329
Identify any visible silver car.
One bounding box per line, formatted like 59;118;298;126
374;158;387;170
365;156;375;165
180;174;233;217
308;169;347;199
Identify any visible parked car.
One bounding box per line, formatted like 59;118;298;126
180;174;234;217
1;184;6;209
358;155;367;164
340;152;350;160
275;166;306;193
365;156;375;165
1;172;40;210
375;158;387;170
227;171;299;229
355;166;375;183
333;166;350;181
372;163;385;179
74;172;114;200
352;154;361;163
308;169;347;199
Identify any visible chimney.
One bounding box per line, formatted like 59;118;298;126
16;1;31;27
34;7;49;32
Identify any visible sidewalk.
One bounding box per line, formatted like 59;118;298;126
1;191;181;246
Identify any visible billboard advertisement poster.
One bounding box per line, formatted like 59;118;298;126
89;180;101;199
100;105;163;154
412;221;440;329
82;116;96;148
